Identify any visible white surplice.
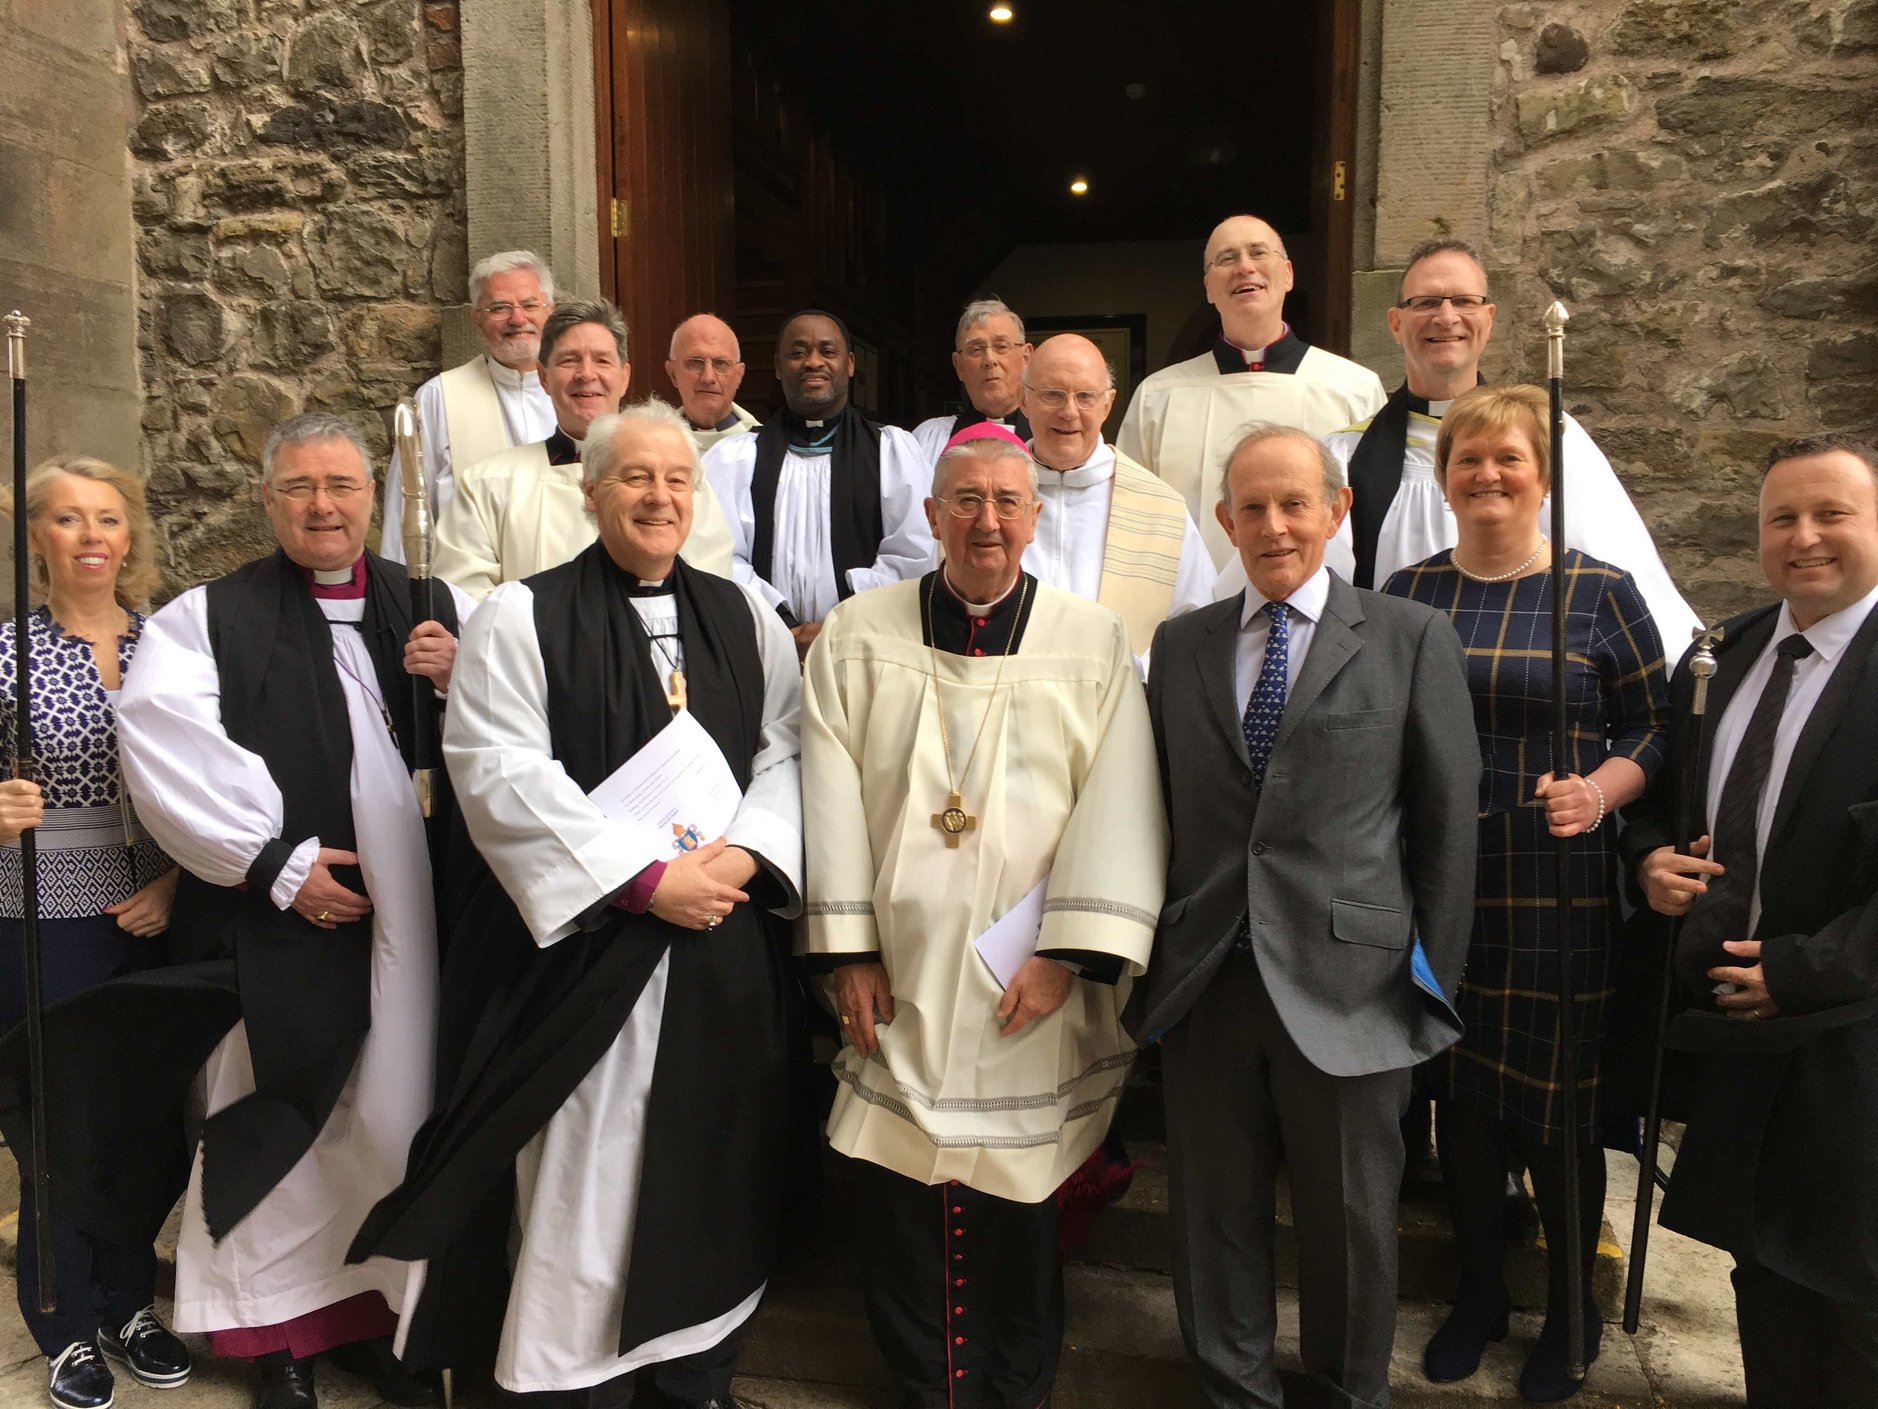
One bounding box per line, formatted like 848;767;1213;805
689;402;760;456
114;578;475;1333
1298;406;1703;663
439;576;803;1392
383;355;555;563
704;423;935;623
1117;348;1387;567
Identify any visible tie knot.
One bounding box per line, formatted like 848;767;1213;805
1776;632;1814;662
1266;601;1290;627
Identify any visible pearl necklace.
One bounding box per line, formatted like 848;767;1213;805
1452;538;1547;584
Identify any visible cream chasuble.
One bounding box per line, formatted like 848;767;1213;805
434;438;735;598
801;578;1167;1204
1117;347;1385;567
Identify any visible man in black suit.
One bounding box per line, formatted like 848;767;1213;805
1129;422;1479;1408
1630;432;1878;1407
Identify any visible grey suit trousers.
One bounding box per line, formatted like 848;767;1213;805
1163;952;1410;1409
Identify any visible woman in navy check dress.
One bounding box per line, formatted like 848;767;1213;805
1383;387;1668;1402
0;457;191;1408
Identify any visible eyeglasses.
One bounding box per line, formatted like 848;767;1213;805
479;299;550;319
940;493;1033;520
959;337;1021;358
678;357;738;377
1396;294;1491;313
1208;244;1287;272
1028;387;1108;412
271;480;370;503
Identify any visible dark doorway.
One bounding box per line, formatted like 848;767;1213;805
595;0;1356;425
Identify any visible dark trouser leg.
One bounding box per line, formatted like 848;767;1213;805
0;914;142;1356
1732;1255;1878;1409
1519;1131;1605;1339
1162;962;1284;1409
847;1154;1061;1409
92;1237;159;1334
641;1318;748;1405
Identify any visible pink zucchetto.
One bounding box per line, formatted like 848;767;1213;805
941;421;1029;456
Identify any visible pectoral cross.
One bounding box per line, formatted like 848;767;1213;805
666;669;687;714
931;790;977;848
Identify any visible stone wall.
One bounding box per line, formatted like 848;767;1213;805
1486;0;1877;622
129;0;466;588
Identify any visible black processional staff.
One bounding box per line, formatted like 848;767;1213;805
1543;298;1587;1382
7;309;55;1314
1622;622;1723;1334
393;398;439;817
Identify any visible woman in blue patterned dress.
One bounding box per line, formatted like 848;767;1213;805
1383;387;1669;1402
0;457;192;1408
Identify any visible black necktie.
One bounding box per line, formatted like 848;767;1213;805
1682;632;1815;967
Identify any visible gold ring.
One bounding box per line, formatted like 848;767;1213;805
707;916;722;929
840;1014;851;1026
316;910;331;922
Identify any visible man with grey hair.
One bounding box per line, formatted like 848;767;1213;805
1118;214;1386;566
665;313;760;453
435;299;733;596
1317;235;1698;657
802;422;1166;1406
383;250;558;561
354;398;805;1409
1134;419;1478;1409
104;411;477;1409
911;297;1035;462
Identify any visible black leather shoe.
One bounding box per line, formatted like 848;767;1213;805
47;1342;114;1409
325;1337;438;1408
99;1306;192;1388
255;1356;317;1409
1422;1293;1511;1383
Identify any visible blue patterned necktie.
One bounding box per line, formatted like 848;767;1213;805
1241;601;1291;788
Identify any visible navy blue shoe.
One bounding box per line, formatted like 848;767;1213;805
1518;1303;1603;1403
47;1342;113;1409
1423;1293;1511;1383
99;1307;191;1389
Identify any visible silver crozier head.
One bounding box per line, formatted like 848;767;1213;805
393;398;431;578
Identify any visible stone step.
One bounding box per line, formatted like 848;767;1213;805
737;1248;1717;1409
1081;1142;1628;1316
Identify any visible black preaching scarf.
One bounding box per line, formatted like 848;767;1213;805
1209;328;1309;376
354;544;796;1366
1343;376;1485;590
749;406;885;612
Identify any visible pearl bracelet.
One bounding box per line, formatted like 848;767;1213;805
1585;777;1607;833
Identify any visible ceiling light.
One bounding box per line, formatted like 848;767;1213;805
1069;177;1089;196
989;4;1014;21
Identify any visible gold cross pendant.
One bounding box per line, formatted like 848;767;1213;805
931;790;977;848
666;669;687;713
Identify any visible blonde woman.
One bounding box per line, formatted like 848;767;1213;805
1383;387;1670;1401
0;457;190;1408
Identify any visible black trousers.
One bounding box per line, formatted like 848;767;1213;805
1733;1255;1878;1408
0;914;157;1356
846;1154;1061;1409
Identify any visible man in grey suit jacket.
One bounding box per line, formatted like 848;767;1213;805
1129;422;1479;1408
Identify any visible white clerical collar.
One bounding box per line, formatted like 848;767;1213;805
1240;562;1331;629
482;354;539;391
1427;398;1455;417
312;566;355;586
1031;438;1115;491
1225;323;1290;366
941;568;1021;616
1774;579;1878;665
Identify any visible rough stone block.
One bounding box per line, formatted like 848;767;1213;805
134;0;241;43
1703;171;1874;247
1656;77;1872;141
1806;377;1878;426
1609;0;1743;61
1760;264;1878;321
134;46;214;99
1515;74;1639;143
342;303;443;366
131;100;222;163
1808;332;1878;381
306;205;421;297
1675;353;1788;421
160;291;240;366
213;373;302;462
253;302;338;370
1533;23;1589;74
284;11;370;98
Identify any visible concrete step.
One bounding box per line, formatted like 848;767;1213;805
1082;1143;1627;1316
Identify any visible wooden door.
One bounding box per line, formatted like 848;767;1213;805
593;0;736;399
1307;0;1360;356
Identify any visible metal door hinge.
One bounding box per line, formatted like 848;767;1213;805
610;197;627;238
1331;160;1347;202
